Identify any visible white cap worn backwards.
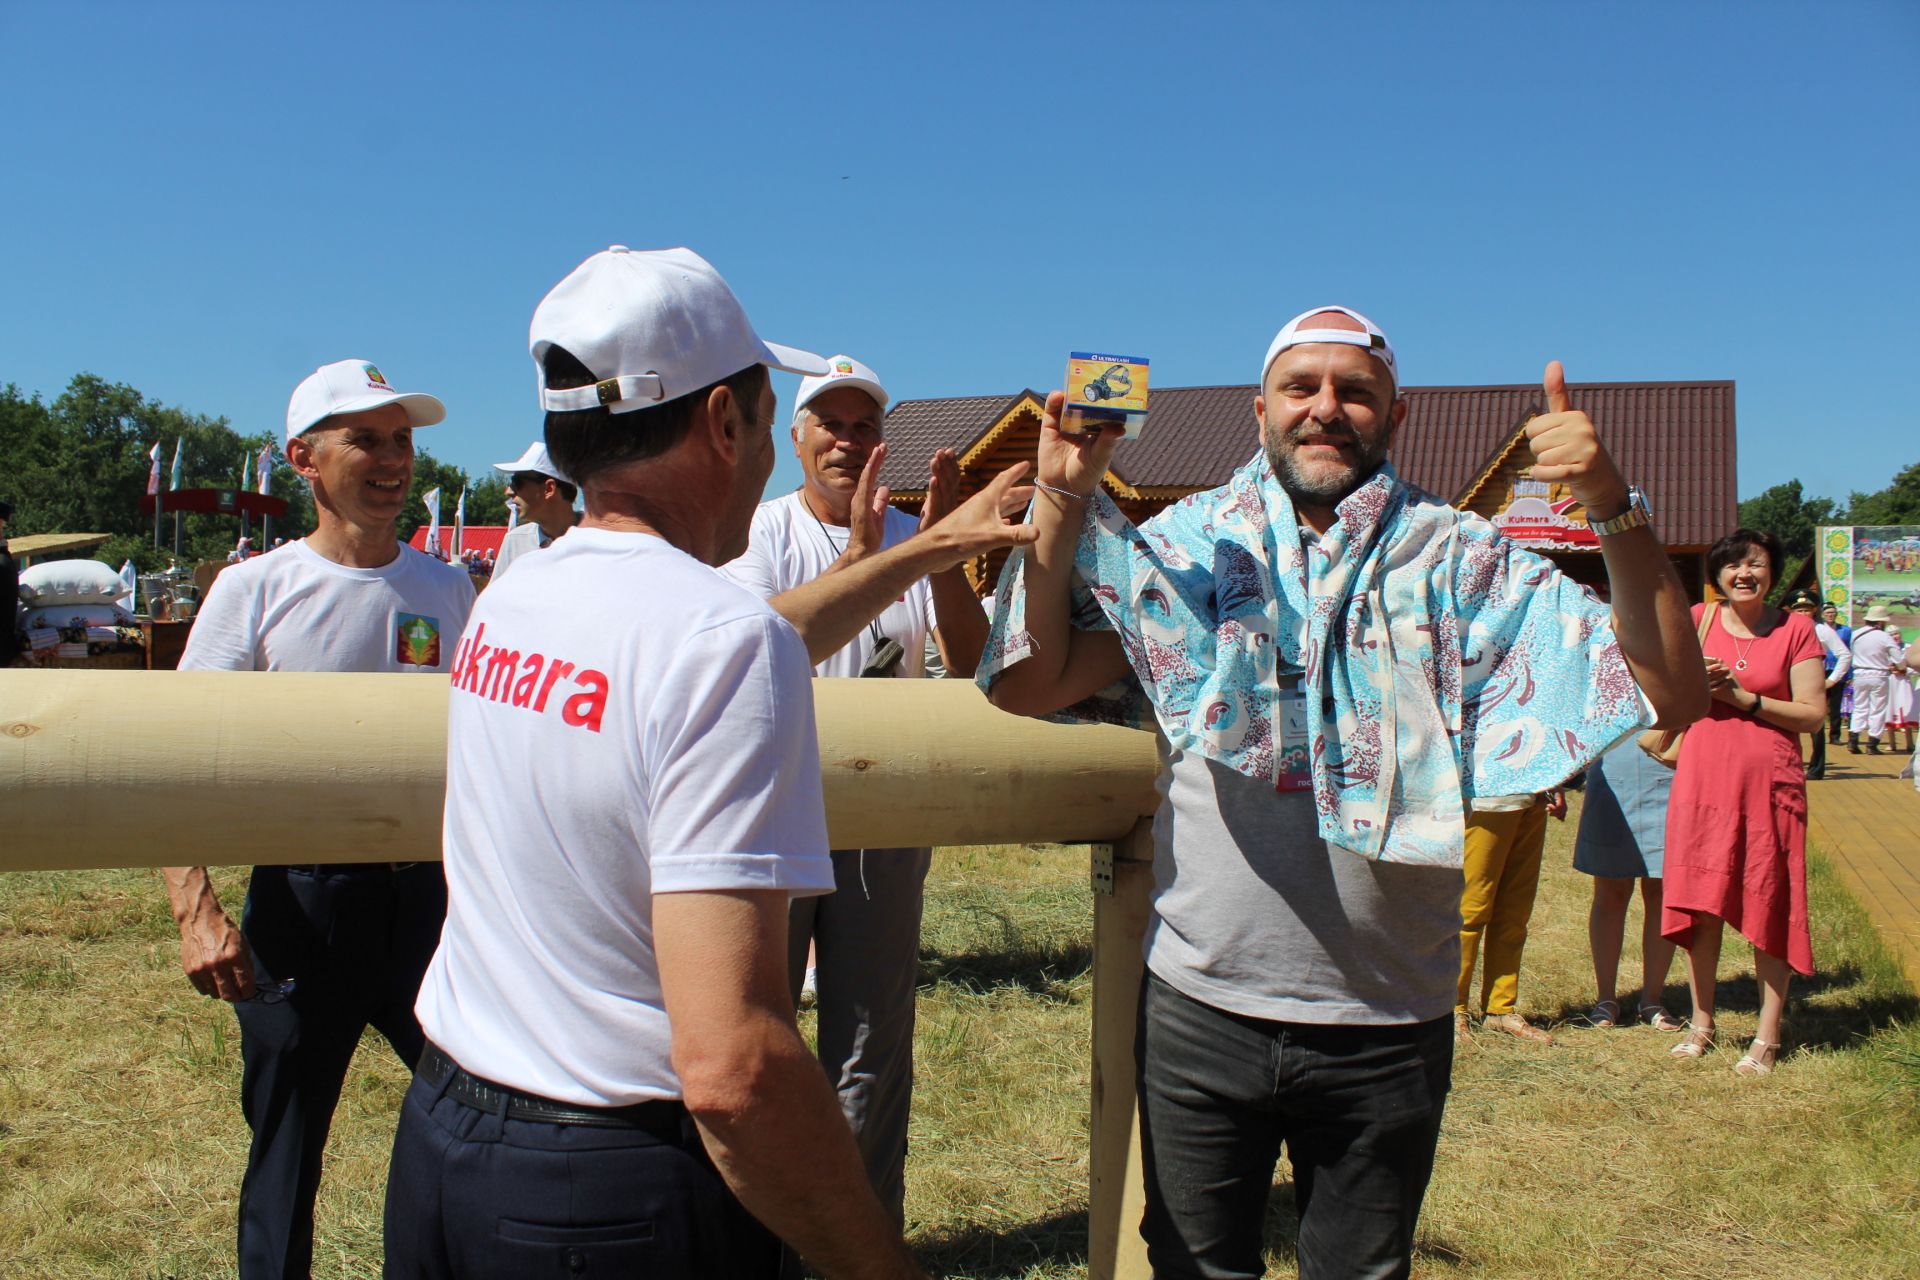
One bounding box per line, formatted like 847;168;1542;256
1262;306;1399;388
530;246;829;414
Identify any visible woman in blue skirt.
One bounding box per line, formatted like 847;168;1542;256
1573;739;1684;1029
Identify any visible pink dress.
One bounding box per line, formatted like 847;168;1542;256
1662;605;1822;975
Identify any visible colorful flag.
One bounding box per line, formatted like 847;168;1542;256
422;487;442;557
453;487;466;557
169;439;184;491
146;443;162;496
256;445;273;496
116;560;136;614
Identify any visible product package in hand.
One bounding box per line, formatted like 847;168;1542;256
1061;352;1149;439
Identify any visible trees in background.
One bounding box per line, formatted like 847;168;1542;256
1;375;507;570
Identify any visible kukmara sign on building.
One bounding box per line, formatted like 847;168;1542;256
1490;478;1599;550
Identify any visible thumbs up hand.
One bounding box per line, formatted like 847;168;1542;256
1522;361;1631;519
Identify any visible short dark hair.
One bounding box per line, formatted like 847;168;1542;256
552;478;579;504
1707;527;1783;583
541;345;768;489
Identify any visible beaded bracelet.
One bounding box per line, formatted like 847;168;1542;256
1032;479;1093;503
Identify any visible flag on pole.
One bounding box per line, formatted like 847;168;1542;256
169;439;184;491
256;445;273;496
504;499;519;536
422;487;443;557
453;487;467;558
146;443;162;496
116;561;137;614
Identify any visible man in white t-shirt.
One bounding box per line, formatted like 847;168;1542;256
164;358;473;1280
722;354;986;1225
388;246;1038;1279
1788;590;1848;778
489;439;579;582
1849;604;1907;753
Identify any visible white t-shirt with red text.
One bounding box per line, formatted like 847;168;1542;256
722;490;937;679
415;527;834;1106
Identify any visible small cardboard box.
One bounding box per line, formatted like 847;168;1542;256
1061;352;1149;439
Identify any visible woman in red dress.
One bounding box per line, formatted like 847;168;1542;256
1662;529;1826;1075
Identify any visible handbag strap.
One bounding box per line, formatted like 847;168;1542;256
1697;602;1717;642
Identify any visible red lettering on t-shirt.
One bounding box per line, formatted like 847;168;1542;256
534;659;575;711
511;655;543;708
456;623;489;694
481;646;521;702
561;669;610;733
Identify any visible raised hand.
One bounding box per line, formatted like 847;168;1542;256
918;447;960;533
1036;390;1124;500
1524;362;1630;518
838;442;893;566
924;461;1039;569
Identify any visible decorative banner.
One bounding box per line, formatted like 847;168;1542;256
1847;525;1920;639
1818;526;1854;624
1490;477;1599;550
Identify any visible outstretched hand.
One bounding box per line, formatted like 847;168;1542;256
838;443;893;566
1036;390;1123;501
922;461;1039;571
918;448;960;533
1524;362;1629;518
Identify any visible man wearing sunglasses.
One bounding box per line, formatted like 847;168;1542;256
490;441;580;582
164;358;474;1280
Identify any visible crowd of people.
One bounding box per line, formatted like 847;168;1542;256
22;244;1883;1279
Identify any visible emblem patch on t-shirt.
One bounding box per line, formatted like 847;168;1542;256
397;613;441;667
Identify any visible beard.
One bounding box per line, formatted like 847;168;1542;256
1261;414;1393;508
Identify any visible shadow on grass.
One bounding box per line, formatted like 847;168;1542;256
1548;963;1920;1048
918;942;1093;999
913;1206;1087;1278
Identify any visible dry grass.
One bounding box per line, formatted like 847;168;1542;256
2;798;1916;1278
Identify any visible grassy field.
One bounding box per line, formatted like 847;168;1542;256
2;801;1917;1278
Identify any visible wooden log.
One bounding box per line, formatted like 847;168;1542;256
0;671;1161;871
1088;820;1156;1280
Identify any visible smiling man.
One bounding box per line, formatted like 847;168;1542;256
163;358;473;1280
982;307;1707;1279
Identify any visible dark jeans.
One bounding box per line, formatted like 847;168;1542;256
235;863;447;1280
1136;972;1454;1280
1828;682;1848;742
384;1053;790;1278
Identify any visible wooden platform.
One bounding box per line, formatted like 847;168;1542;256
1805;734;1920;990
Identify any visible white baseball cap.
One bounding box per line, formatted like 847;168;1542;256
493;440;571;484
792;354;889;427
285;359;446;446
531;246;829;414
1261;306;1399;388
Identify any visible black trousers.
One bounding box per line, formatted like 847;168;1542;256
384;1050;790;1278
1828;681;1848;742
1136;972;1453;1280
234;863;447;1280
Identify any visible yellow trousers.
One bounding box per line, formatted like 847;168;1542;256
1457;801;1549;1016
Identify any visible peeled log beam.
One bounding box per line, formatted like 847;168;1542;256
0;672;1162;871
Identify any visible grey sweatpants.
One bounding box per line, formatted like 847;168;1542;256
787;846;932;1228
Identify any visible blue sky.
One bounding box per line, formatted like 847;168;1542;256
2;1;1914;510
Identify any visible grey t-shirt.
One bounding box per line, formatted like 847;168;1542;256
1144;745;1463;1026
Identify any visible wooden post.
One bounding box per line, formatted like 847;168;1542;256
1088;817;1155;1280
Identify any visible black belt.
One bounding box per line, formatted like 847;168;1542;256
419;1042;690;1136
285;862;423;877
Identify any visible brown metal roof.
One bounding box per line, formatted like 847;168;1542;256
880;380;1736;548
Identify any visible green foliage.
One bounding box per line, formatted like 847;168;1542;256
0;374;507;567
1737;478;1834;560
0;375;304;568
1846;461;1920;527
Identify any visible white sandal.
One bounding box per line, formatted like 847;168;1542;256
1734;1037;1781;1076
1669;1024;1715;1058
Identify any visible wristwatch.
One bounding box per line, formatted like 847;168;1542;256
1587;485;1652;537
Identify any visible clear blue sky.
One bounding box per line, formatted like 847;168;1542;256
3;1;1914;509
